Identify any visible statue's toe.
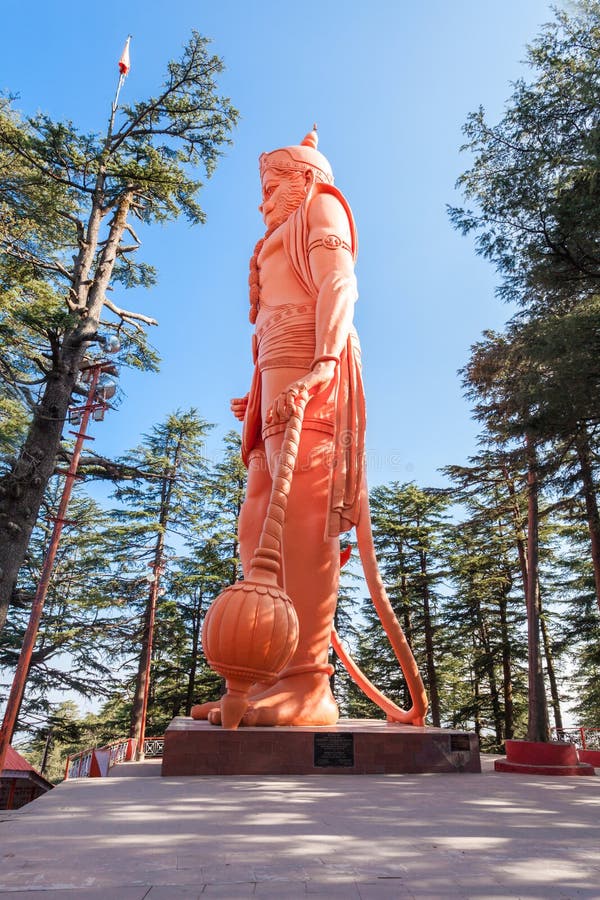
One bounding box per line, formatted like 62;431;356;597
190;701;218;720
207;708;222;726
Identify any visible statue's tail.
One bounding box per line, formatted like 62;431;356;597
332;484;428;726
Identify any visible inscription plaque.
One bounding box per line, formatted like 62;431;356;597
314;732;354;768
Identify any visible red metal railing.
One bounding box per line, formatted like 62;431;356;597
65;748;95;779
64;735;164;780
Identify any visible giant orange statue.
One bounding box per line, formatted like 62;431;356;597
194;129;428;729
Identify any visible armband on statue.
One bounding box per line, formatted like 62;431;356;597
308;234;352;255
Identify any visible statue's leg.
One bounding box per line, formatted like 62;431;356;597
226;428;339;727
191;448;271;720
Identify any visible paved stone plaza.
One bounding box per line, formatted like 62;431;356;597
0;756;598;899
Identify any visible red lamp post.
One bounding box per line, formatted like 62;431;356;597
135;560;165;761
0;353;118;774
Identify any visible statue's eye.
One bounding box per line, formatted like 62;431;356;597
264;185;275;198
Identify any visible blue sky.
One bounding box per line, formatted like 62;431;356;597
1;0;560;490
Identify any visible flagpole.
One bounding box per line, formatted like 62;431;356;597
109;35;132;134
112;72;126;117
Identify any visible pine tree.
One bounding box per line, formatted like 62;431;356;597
104;410;212;748
353;483;451;727
449;2;600;312
19;701;86;784
0;486;128;731
443;517;527;747
553;513;600;725
0;34;238;632
167;547;227;717
330;545;365;716
203;431;247;584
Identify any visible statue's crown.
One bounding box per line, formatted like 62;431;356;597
259;126;334;185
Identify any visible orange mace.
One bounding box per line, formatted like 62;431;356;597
201;391;309;728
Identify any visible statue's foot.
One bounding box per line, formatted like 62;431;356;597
208;665;339;728
191;681;275;720
190;700;219;720
386;713;426;727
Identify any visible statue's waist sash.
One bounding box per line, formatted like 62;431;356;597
255;302;336;439
255;302;315;372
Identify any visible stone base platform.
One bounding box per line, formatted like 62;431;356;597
161;717;481;776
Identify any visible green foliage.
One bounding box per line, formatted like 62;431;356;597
0;272;71;467
550;512;600;724
348;483;451;726
0;485;130;722
103;417;246;732
114;33;237;224
449;2;600;311
0;396;29;460
0;34;237;630
464;301;600;449
450;4;600;741
331;551;373;717
19;701;85;784
443;517;527;747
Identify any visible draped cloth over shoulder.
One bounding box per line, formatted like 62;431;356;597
241;183;366;538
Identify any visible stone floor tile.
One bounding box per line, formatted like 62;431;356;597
201;885;256;897
254;883;308;898
357;883;412;900
305;882;361;897
146;887;203;899
252;866;305;880
192;865;257;884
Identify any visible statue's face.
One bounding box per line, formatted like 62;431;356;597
259;167;308;230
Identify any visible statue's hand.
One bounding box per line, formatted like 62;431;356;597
230;394;249;421
266;360;336;425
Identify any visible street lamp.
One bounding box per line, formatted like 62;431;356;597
0;337;121;774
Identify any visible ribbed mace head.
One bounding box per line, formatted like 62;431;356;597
201;579;299;729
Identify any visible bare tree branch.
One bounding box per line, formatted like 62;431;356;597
102;296;158;330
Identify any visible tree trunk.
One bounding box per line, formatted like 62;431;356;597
538;584;563;732
501;463;529;598
129;429;182;747
399;546;414;710
525;433;550;743
418;547;440;727
0;350;82;631
478;613;503;745
498;579;514;740
574;426;600;614
129;557;162;747
471;651;481;737
184;595;202;716
400;575;413;645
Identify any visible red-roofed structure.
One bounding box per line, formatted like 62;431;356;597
1;745;53;809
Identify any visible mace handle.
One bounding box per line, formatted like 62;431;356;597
249;389;309;580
